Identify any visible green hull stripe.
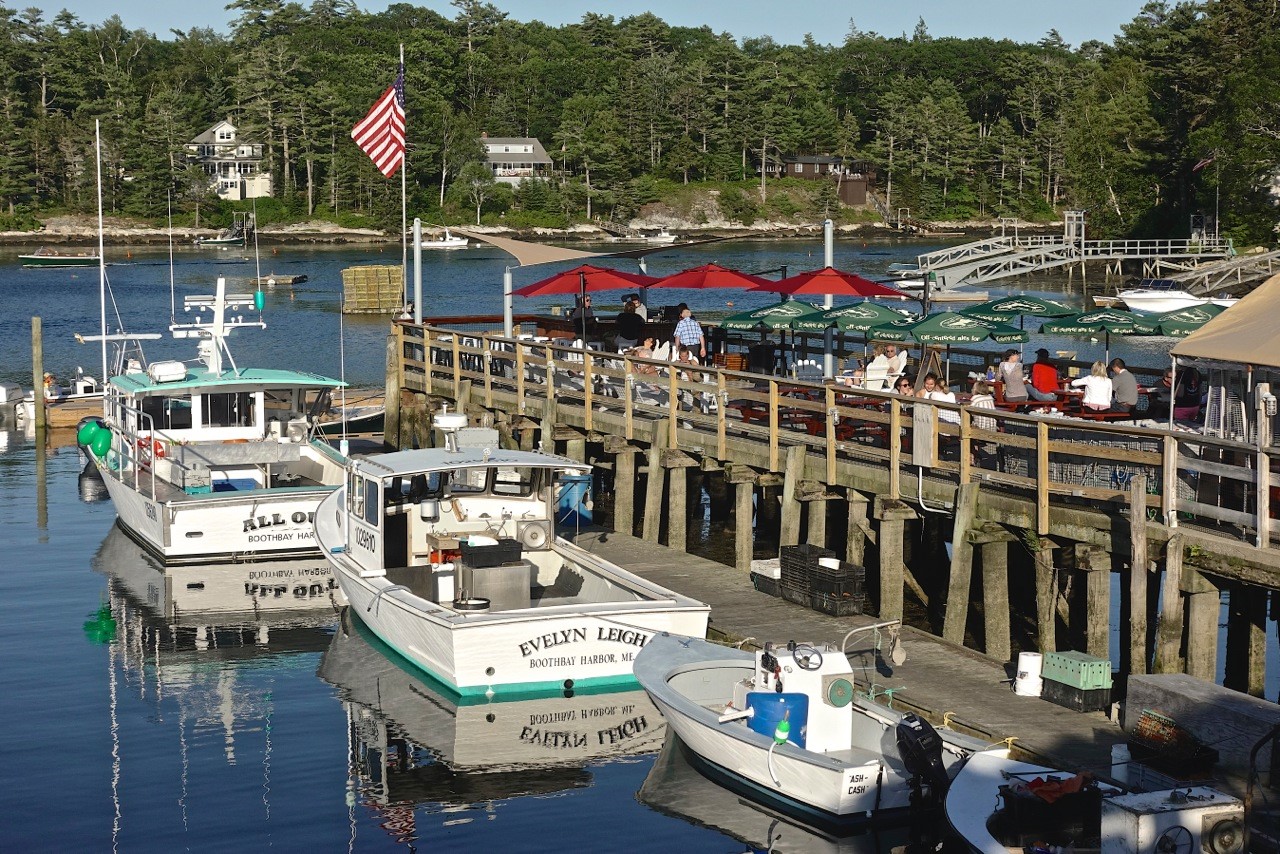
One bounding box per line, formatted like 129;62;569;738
349;611;641;705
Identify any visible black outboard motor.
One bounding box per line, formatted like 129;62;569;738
895;713;950;804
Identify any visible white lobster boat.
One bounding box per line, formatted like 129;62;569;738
633;628;988;832
82;278;351;564
314;415;710;699
419;229;469;250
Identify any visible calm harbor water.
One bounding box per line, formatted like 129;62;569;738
0;236;1266;849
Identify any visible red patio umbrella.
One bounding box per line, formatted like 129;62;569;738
512;263;659;296
649;263;776;290
754;266;908;299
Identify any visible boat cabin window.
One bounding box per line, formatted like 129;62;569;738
263;388;297;419
202;391;255;428
492;466;538;497
363;477;379;525
140;394;193;431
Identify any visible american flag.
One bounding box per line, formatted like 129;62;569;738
1192;155;1215;173
351;65;406;177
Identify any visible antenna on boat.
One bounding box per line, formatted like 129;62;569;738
338;289;348;455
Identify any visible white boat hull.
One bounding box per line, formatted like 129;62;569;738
334;558;707;697
634;634;985;830
1119;289;1238;314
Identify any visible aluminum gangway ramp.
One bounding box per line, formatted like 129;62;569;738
1172;249;1280;295
918;235;1234;289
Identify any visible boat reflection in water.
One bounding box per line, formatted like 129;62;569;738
318;613;665;843
94;522;345;620
89;526;343;847
639;733;941;854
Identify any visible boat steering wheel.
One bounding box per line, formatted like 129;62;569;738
792;644;823;671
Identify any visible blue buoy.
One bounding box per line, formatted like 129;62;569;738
746;692;809;748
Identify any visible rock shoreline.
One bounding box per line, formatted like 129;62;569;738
0;214;1062;247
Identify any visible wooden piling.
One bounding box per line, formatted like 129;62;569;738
1129;476;1150;674
1077;545;1111;661
1154;533;1186;673
1034;538;1057;653
974;525;1015;662
875;498;917;621
728;466;757;573
846;492;871;568
384;331;400;445
31;317;46;432
943;482;981;646
1183;568;1220;681
778;445;806;548
1225;582;1267;697
641;430;668;543
661;450;698;553
607;437;638;538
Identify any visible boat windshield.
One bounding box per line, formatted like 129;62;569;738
390;466;544;501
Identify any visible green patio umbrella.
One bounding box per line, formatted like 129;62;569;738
870;311;1029;346
790;300;913;334
960;295;1076;324
720;300;825;375
719;299;826;330
868;311;1028;381
1150;304;1227;337
1039;308;1158;361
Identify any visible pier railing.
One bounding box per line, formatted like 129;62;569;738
398;324;1277;550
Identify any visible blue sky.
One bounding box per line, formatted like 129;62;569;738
30;0;1148;47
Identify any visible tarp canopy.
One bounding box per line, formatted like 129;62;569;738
1171;273;1280;367
450;228;600;267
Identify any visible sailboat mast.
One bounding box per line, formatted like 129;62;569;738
95;120;108;387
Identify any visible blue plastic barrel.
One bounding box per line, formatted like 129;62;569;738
746;692;808;748
555;473;593;526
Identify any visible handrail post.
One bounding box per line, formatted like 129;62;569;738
889;399;901;500
825;385;836;484
667;361;678;449
451;334;461;399
716;369;727;460
1036;421;1050;535
583;349;594;433
768;379;779;471
623;357;635;441
1163;434;1178;528
515;340;526;413
959;408;971;483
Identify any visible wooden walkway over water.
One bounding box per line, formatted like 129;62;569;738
387;320;1280;718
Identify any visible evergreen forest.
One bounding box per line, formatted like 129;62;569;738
0;0;1277;242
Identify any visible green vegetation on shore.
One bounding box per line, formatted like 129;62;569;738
0;2;1276;242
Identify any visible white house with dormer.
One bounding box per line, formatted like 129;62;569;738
480;134;553;185
186;120;273;201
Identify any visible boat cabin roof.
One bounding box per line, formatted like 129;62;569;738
109;367;345;396
350;447;589;479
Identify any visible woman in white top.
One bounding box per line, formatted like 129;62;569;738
1071;361;1113;411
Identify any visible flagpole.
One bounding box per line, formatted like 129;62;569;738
400;43;408;311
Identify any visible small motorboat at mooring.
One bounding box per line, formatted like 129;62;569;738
643;228;678;245
19;246;100;267
419;229;469;250
1117;278;1239;314
633;625;989;832
315;412;710;699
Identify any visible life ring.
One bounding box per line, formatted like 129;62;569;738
138;437;166;467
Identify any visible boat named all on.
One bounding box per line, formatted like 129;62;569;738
1115;278;1239;314
633;627;989;832
314;413;710;699
81;277;351;564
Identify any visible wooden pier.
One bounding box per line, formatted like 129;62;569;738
386;320;1280;764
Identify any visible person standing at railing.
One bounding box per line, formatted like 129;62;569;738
672;307;706;364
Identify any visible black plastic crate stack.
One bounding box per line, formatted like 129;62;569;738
458;538;522;567
779;544;834;607
811;559;866;616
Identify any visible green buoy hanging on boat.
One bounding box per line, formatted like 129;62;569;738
82;604;116;644
254;290;265;311
89;430;111;458
77;419;101;447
